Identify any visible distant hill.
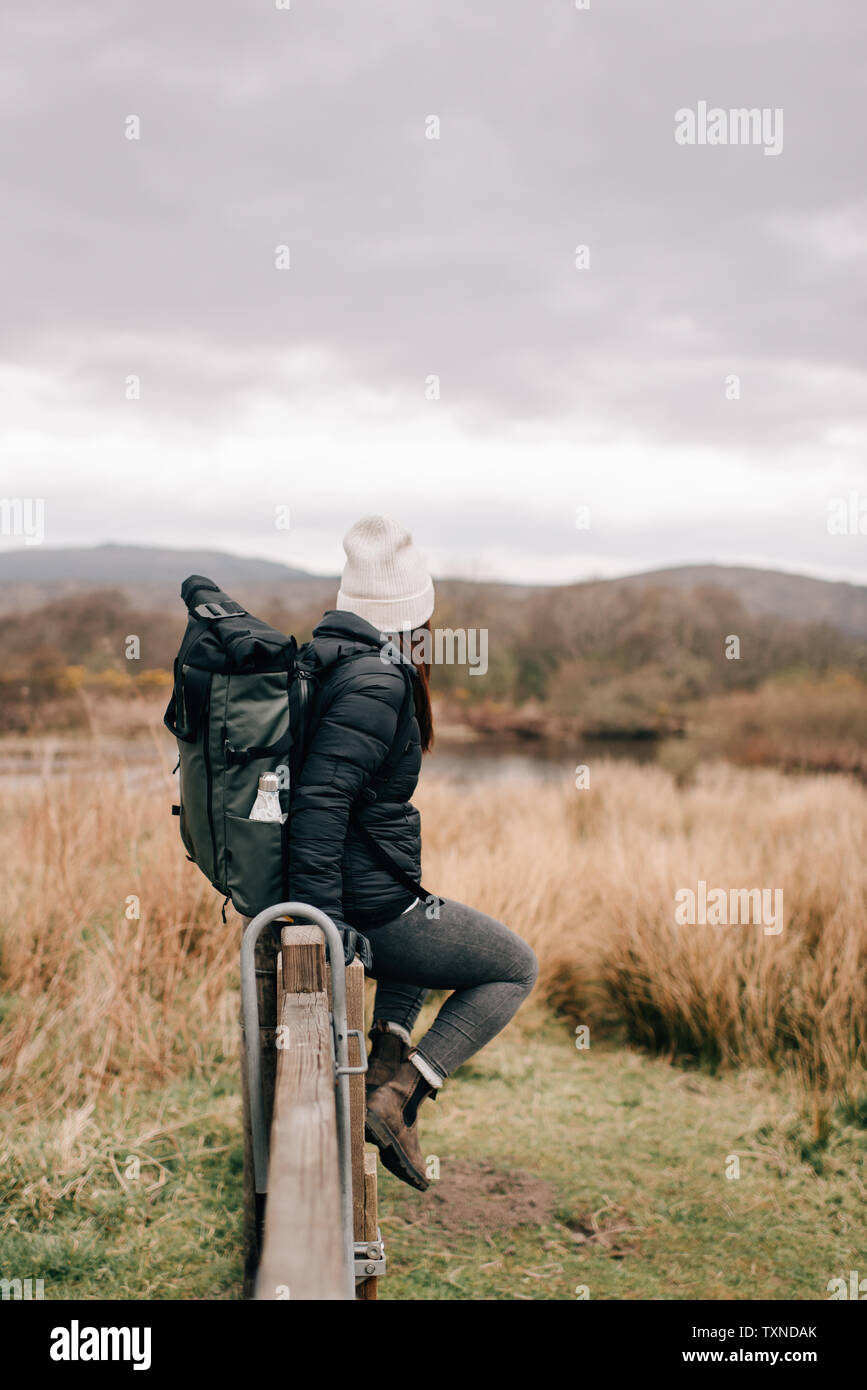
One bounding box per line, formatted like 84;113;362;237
0;544;864;639
612;565;867;640
0;543;336;613
0;543;318;586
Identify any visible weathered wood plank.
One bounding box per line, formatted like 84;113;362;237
259;925;381;1301
356;1149;379;1301
363;1149;378;1240
282;923;364;1239
255;989;345;1301
281;923;327;993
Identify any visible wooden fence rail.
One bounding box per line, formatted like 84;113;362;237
242;919;380;1301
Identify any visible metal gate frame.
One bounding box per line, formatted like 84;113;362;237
241;903;367;1301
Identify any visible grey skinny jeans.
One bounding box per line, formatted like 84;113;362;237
364;897;539;1083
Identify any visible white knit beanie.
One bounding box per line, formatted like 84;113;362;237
336;515;435;633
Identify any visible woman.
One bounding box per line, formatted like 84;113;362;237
288;515;538;1191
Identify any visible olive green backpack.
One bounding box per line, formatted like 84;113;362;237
164;574;315;919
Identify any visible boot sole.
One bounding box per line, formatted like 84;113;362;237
365;1111;429;1192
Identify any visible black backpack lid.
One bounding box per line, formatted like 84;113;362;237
178;574;296;671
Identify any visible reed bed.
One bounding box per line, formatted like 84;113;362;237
1;758;864;1136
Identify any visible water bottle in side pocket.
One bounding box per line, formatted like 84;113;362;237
248;771;287;823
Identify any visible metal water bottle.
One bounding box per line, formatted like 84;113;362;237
248;771;287;823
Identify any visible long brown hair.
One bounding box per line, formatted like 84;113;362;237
398;622;434;753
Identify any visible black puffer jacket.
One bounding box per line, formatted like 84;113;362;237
288;610;422;930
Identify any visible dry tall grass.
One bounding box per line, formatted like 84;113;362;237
425;762;867;1125
1;760;865;1134
701;675;867;783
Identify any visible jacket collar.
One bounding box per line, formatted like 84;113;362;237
312;609;387;647
310;610;417;675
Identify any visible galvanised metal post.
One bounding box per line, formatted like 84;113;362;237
241;902;365;1302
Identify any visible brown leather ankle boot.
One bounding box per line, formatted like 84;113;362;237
365;1056;436;1191
365;1021;411;1101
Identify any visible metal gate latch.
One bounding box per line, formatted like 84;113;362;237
336;1028;369;1077
354;1231;386;1280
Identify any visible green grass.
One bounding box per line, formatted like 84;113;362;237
378;1004;867;1300
0;1081;245;1300
3;1004;865;1300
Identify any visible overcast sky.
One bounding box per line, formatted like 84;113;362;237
1;0;865;584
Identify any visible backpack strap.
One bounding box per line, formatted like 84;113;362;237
164;663;211;742
348;814;441;907
225;725;295;767
181;575;247;621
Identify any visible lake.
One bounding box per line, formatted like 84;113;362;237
0;733;661;786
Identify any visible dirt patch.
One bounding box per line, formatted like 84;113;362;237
396;1158;557;1233
388;1160;641;1257
559;1201;642;1258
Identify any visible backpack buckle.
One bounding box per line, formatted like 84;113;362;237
194;601;247;620
361;787;377;803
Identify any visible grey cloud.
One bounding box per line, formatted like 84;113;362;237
1;0;865;455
